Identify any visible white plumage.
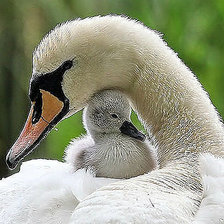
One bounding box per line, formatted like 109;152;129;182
1;154;222;223
193;154;224;223
2;15;224;223
70;154;224;224
0;160;117;224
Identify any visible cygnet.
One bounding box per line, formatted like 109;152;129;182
65;90;157;179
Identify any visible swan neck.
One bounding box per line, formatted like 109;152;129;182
128;56;224;166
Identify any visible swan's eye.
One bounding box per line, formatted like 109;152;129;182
62;60;73;70
111;114;118;118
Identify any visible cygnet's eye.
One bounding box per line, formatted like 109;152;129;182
62;60;73;70
111;114;118;118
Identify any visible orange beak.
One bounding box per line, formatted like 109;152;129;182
6;90;67;169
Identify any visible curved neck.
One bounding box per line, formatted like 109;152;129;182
125;44;224;166
75;19;224;166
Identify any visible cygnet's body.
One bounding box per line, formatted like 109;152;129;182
65;90;157;179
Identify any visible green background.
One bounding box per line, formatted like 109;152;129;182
1;0;224;178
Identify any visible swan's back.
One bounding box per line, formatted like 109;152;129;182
0;159;117;224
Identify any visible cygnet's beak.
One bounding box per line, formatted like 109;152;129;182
6;90;68;169
119;121;146;142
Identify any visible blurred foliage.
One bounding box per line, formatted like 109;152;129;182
0;0;224;178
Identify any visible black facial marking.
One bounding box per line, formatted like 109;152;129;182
32;91;42;124
62;60;73;70
30;60;73;102
29;60;73;124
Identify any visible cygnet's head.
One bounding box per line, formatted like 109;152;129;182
83;90;145;141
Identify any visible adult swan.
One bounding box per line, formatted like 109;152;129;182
6;15;224;223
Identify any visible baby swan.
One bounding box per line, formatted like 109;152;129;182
65;90;157;179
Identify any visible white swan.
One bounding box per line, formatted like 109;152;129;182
65;90;157;178
5;15;224;223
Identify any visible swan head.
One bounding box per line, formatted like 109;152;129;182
84;90;131;134
6;15;155;169
83;90;145;142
